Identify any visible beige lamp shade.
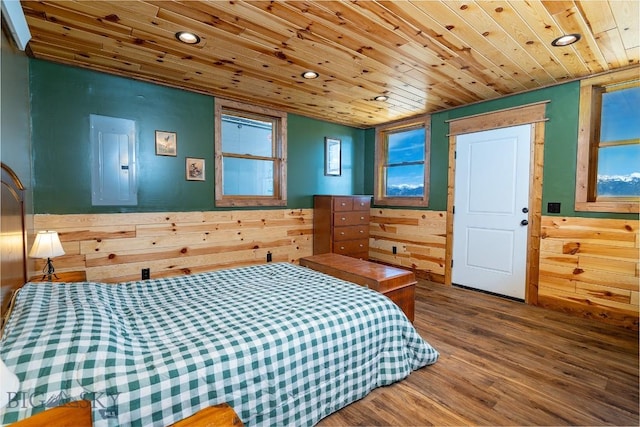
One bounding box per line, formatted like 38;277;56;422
0;358;19;408
29;230;65;259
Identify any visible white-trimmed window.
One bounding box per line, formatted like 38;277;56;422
374;117;430;207
214;99;287;207
576;68;639;213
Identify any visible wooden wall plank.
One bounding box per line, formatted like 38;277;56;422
542;227;636;246
575;282;631;304
539;215;639;329
369;208;447;282
540;252;578;268
562;242;638;260
538;274;576;293
32;209;313;282
579;255;637;277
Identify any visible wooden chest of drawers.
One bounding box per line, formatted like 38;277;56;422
313;195;371;259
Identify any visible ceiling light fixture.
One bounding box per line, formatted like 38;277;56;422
301;71;319;79
175;31;201;45
374;95;388;102
551;33;581;47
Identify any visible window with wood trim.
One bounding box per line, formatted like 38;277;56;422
576;68;639;213
214;99;287;207
374;117;430;207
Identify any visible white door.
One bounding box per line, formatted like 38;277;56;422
452;124;531;300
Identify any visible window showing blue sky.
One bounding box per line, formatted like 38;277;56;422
597;84;639;197
388;128;425;164
598;145;640;176
601;86;640;143
386;127;425;195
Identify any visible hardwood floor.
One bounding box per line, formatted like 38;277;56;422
318;280;639;426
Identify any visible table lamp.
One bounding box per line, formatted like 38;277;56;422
29;230;65;281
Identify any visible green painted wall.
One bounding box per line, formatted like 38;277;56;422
287;114;365;208
30;60;365;213
27;59;638;219
364;81;637;220
1;30;32;214
363;128;375;194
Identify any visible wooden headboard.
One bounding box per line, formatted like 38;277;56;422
1;162;27;320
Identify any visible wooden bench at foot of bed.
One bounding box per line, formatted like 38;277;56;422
299;253;416;322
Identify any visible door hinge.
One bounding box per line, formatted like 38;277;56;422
454;150;457;159
451;259;454;268
452;205;455;214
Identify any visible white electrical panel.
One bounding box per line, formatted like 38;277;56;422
90;114;137;206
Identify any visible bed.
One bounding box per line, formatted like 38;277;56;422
1;163;27;319
1;261;438;426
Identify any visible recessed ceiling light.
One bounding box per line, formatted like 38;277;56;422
374;95;388;102
301;71;319;79
551;33;581;47
175;31;200;45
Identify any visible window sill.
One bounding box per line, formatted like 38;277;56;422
216;198;287;208
575;200;639;213
373;197;428;208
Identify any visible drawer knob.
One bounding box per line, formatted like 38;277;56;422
359;230;363;233
341;202;346;206
360;216;364;220
359;244;363;247
340;246;345;250
340;231;345;235
341;217;346;221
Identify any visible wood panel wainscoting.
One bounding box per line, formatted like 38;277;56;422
539;215;639;330
369;208;446;283
31;209;312;283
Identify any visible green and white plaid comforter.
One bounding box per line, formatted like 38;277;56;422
1;262;438;426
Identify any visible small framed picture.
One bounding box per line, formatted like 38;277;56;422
186;157;205;181
155;130;177;156
324;137;342;176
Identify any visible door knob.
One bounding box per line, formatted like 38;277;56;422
520;219;529;226
522;207;529;213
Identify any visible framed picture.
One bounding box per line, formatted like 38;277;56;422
155;130;177;156
324;137;342;176
186;157;205;181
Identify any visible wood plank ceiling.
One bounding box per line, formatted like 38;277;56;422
17;1;640;128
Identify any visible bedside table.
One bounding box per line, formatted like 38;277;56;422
29;271;87;283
